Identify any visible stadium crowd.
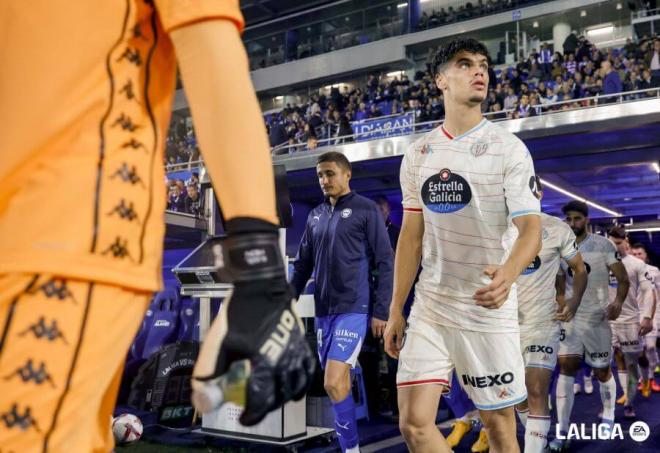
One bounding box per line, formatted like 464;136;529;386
166;34;659;156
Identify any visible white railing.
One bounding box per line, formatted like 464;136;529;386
269;87;660;156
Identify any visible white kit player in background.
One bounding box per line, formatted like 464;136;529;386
606;226;656;417
384;37;541;453
549;201;630;453
630;242;660;393
502;178;588;453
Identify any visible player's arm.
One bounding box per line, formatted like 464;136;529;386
365;205;395;337
607;261;629;321
555;269;567;303
290;216;315;299
384;211;423;358
171;20;277;224
170;20;314;426
638;268;655;335
556;252;587;322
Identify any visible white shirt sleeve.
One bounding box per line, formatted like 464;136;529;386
559;223;579;260
604;240;621;266
503;139;541;220
400;145;422;212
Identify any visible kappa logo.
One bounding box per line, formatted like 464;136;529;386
341;208;352;218
461;372;514;388
418;143;433;155
470;141;489;157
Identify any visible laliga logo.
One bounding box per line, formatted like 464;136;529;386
555;421;649;442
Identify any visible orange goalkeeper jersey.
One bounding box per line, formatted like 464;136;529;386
0;0;244;291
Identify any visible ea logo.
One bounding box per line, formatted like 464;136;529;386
522;256;542;275
629;421;650;442
529;176;541;200
341;208;352;218
422;169;472;213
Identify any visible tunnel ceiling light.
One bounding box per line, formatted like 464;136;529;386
387;70;404;77
539;178;622;217
581;10;587;16
626;227;660;233
616;3;622;9
533;21;539;28
397;3;408;9
652;162;660;173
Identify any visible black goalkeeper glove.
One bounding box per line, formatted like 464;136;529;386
191;218;315;426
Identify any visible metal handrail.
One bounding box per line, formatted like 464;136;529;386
270;87;660;155
631;7;660;20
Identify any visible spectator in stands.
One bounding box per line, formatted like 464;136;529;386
563;31;579;56
637;69;655;96
517;94;532;118
355;102;369;121
601;60;623;100
571;73;585;99
303;123;319;150
335;113;354;144
503;86;518;110
564;53;577;75
538;43;553;79
528;61;542;83
168;184;187;212
185;183;204;217
369;103;383;118
487;101;506;120
551;60;563;79
650;39;660;87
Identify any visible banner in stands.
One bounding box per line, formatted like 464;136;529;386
351;112;414;141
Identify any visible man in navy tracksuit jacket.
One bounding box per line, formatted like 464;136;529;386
290;151;393;453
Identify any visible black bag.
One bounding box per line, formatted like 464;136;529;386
128;341;199;428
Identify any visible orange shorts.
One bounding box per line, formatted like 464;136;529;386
0;274;149;453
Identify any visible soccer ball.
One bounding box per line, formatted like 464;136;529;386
112;413;143;445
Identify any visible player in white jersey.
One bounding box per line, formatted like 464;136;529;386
630;242;660;393
549;201;629;452
383;37;542;453
502;180;588;453
606;226;655;418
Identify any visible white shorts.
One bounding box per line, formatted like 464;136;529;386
611;322;643;354
520;322;561;371
397;312;527;411
644;330;657;350
558;318;612;368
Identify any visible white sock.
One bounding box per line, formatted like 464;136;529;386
625;354;640;402
647;347;659;378
617;370;628;399
346;446;360;453
516;408;529;427
555;374;575;434
524;415;551;453
599;375;616;422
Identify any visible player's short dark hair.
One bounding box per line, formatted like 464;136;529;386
608;225;627;239
431;37;490;78
631;242;649;253
562;200;588;217
317;151;352;172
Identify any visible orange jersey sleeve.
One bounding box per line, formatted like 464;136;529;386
0;1;245;291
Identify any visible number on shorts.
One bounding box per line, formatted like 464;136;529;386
560;328;566;342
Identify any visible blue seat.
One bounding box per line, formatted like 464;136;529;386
177;298;199;342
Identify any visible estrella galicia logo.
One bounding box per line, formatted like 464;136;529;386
529;175;542;200
568;261;591;277
522;256;542;275
421;169;472;213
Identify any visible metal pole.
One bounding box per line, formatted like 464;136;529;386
516;20;520;62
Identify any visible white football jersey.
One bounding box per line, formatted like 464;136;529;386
646;265;660;325
608;255;655;324
503;213;578;325
401;119;540;333
561;233;620;323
